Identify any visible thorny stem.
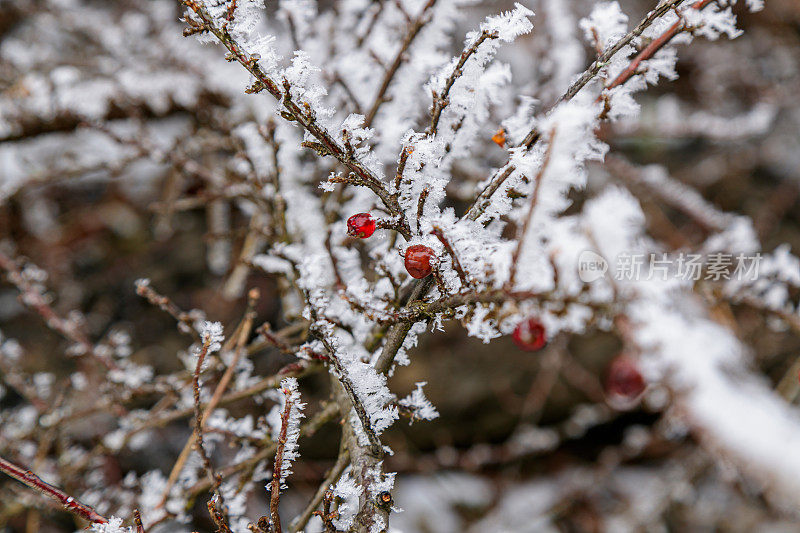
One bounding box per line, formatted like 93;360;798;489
0;455;109;524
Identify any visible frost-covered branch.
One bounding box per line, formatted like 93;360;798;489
364;0;438;128
191;321;228;517
557;0;687;106
605;0;713;92
181;1;410;237
0;0;792;530
266;378;305;533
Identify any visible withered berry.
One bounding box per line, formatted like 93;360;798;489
605;355;646;406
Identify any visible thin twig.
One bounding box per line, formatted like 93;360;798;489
160;290;259;506
508;127;556;288
466;0;695;223
0;455;108;524
431;226;470;288
289;442;350;533
605;0;712;92
135;279;199;339
554;0;687;107
315;326;383;455
427;29;498;136
208;499;233;533
188;402;340;497
363;0;438;128
268;386;296;533
192;335;228;517
0;251;118;372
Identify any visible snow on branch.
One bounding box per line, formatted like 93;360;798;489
0;0;796;531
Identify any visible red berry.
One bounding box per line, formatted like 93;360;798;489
347;213;376;238
404;245;435;279
511;318;547;351
605;355;646;406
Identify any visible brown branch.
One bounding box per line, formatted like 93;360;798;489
363;0;438;128
159;291;259;507
330;375;388;533
416;187;430;227
606;0;712;92
394;145;412;193
192;336;228;517
554;0;687;107
261;120;290;243
373;277;434;374
356;1;385;47
431;226;470;288
393;287;613;324
121;360;318;445
315;327;383;455
0;251;118;372
135;279;199;339
427;29;498;136
604;154;730;233
0;455;109;524
208;499;233;533
268;386;296;533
